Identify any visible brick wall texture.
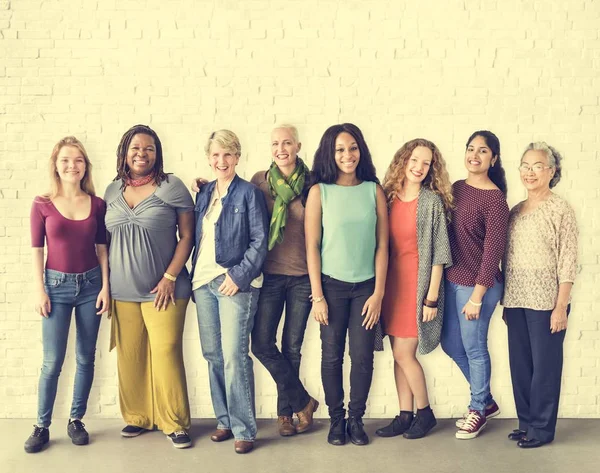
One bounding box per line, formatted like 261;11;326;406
1;0;599;420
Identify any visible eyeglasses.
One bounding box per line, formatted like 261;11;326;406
518;163;553;173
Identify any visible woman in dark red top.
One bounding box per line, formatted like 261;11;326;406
25;137;110;454
440;130;509;440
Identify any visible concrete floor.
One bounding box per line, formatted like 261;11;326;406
2;418;599;473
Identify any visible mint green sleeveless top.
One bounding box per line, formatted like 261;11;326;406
319;181;377;283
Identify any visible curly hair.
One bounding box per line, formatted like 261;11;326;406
521;141;563;188
382;138;454;220
114;124;169;188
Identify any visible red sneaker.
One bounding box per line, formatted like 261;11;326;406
456;410;487;439
455;401;499;428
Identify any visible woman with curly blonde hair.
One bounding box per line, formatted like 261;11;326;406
376;138;453;440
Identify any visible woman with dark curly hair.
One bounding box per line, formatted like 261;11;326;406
305;123;389;447
503;142;578;449
441;130;509;440
375;139;453;440
104;124;195;449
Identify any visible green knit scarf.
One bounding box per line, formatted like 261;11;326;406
267;157;309;250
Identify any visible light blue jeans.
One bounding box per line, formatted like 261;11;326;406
37;266;103;428
194;274;259;441
441;279;503;415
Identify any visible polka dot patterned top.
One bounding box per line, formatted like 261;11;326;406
446;180;509;288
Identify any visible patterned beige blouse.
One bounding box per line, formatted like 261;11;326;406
503;193;578;310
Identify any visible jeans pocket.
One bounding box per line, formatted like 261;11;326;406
44;277;62;288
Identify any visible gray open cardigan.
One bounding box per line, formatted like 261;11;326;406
385;188;453;355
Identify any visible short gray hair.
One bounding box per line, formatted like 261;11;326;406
521;141;563;188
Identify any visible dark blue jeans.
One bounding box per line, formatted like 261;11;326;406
320;275;376;419
251;274;312;417
505;306;569;443
37;266;102;428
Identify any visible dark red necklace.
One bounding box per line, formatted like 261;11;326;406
125;174;154;187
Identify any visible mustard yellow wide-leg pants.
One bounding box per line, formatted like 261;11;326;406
112;299;191;433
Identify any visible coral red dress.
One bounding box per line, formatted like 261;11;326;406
382;198;419;338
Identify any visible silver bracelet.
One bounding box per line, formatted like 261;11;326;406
468;298;483;307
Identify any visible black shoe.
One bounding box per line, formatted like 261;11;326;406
508;429;527;441
166;430;192;449
403;406;437;439
327;417;347;446
517;438;551;449
375;411;414;437
347;417;369;445
67;419;89;446
24;425;49;453
121;425;148;438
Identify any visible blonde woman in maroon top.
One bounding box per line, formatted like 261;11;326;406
440;130;509;440
25;137;110;454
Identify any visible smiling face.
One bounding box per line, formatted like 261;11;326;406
465;135;496;175
126;133;157;178
520;149;555;192
404;146;433;185
271;127;301;170
334;132;360;176
55;145;86;186
208;143;239;181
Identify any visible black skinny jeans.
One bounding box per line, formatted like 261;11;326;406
320;275;376;419
251;274;312;417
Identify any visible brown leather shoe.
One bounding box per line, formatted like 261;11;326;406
210;428;233;442
234;440;254;454
296;397;319;434
277;416;297;437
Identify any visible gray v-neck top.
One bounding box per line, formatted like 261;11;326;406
104;175;194;302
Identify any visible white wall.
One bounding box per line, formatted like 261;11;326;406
1;0;598;420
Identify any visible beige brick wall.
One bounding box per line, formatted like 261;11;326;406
1;0;598;420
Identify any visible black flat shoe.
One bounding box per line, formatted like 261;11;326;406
508;429;527;441
517;438;550;449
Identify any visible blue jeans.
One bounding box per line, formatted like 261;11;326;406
441;279;503;415
37;266;103;428
194;274;259;441
251;274;312;417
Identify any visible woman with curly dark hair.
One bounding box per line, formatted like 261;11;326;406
104;124;195;449
305;123;389;447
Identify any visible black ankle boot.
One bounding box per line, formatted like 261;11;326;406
347;416;369;445
403;405;437;439
327;417;347;446
375;411;414;437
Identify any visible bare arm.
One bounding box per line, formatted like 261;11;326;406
33;247;50;317
305;185;328;325
423;264;443;322
95;244;110;315
151;210;195;310
361;185;389;329
550;282;573;333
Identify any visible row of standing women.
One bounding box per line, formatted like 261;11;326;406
25;123;578;455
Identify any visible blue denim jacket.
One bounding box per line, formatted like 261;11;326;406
190;174;269;292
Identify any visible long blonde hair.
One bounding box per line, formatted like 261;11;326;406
45;136;96;199
382;138;453;220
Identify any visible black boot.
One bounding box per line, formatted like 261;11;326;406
347;416;369;445
375;411;414;437
327;417;346;446
403;405;437;439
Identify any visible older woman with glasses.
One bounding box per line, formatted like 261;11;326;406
503;142;578;449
